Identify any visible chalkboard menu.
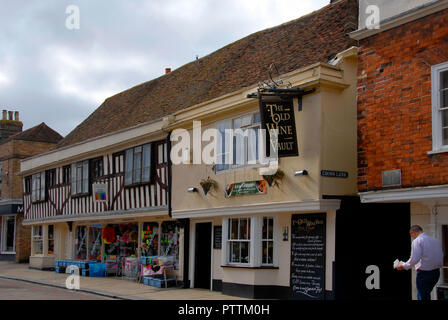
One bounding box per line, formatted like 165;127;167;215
290;213;326;300
213;226;222;249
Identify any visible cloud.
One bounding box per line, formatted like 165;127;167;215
0;0;329;136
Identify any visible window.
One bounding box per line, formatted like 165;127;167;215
88;225;102;260
32;226;43;255
75;225;87;260
48;225;54;254
223;216;277;267
141;222;159;256
91;158;103;180
24;176;32;194
62;166;71;184
46;169;56;188
125;144;152;185
262;217;274;265
1;215;16;253
431;62;448;151
71;160;89;195
31;172;46;202
216;113;262;172
227;218;251;264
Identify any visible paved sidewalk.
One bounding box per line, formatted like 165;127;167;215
0;261;248;300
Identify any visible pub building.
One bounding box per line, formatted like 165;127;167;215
21;0;410;299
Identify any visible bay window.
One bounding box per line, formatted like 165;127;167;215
216;113;262;172
223;216;277;267
125;143;152;185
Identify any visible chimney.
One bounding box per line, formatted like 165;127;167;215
165;68;171;74
0;109;23;143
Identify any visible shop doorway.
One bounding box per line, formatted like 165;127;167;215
194;222;212;289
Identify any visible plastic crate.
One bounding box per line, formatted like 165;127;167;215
89;262;106;277
55;266;66;273
81;269;89;277
143;277;176;288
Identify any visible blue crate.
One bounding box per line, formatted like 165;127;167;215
89;262;106;277
55;266;66;273
81;269;89;277
143;277;176;288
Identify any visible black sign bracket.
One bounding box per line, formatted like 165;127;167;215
247;88;316;111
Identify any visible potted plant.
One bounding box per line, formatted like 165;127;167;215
263;168;285;187
200;176;218;195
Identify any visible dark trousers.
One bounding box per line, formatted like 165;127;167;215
416;269;440;300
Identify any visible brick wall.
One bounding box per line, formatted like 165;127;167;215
0;140;57;199
357;9;448;192
0;139;58;262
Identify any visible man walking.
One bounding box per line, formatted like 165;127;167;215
396;225;444;300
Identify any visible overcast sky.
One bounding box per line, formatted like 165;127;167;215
0;0;329;136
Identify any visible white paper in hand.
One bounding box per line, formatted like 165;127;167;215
393;259;400;269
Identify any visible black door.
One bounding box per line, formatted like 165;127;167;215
334;197;412;300
194;222;212;289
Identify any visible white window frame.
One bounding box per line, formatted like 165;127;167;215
71;160;89;195
1;215;16;254
31;172;46;202
32;225;43;255
261;216;275;266
226;217;251;265
221;216;278;268
215;112;265;173
430;61;448;154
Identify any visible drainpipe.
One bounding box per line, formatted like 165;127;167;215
166;131;172;218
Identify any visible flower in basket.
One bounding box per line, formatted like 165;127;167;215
199;176;218;195
262;168;285;187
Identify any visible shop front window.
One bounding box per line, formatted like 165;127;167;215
32;225;43;255
103;223;138;259
262;217;274;265
227;218;251;264
141;222;159;256
48;225;54;254
75;226;87;260
160;221;179;258
1;215;16;253
88;225;102;260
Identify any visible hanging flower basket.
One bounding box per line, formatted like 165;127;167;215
263;169;285;187
200;177;218;195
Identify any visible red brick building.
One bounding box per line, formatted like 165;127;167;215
0;111;62;262
351;0;448;299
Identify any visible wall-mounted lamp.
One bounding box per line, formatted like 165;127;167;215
294;170;308;177
187;187;198;193
283;226;289;241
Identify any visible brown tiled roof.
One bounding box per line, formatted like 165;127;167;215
2;122;63;145
57;0;358;148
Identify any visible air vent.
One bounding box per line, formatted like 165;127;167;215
382;169;401;187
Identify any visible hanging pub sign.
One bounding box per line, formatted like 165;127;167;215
225;180;267;198
93;183;108;202
259;97;299;157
